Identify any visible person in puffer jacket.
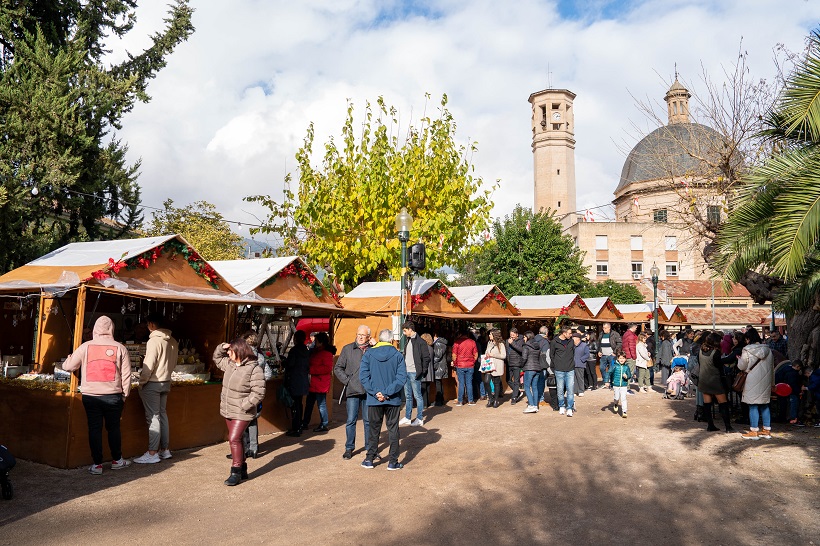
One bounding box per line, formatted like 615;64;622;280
63;315;132;475
213;337;266;486
520;332;543;413
738;329;775;440
607;352;631;418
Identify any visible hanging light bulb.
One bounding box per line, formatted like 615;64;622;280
31;187;39;196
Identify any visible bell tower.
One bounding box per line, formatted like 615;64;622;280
529;88;577;229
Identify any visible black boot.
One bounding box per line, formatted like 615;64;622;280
241;462;248;480
704;403;719;431
693;405;704;422
719;403;735;432
224;466;242;486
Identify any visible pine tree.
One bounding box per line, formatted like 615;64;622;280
0;1;194;272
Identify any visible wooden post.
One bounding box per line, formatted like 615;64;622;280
65;284;87;468
33;295;47;372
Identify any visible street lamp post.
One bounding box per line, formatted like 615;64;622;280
650;262;660;365
395;207;413;352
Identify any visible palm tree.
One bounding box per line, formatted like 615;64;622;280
715;31;820;366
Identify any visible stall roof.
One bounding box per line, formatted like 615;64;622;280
510;294;593;320
510;294;578;310
209;256;301;295
448;285;519;315
583;297;624;320
345;279;439;298
0;234;238;293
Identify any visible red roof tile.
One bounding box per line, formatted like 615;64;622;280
683;308;770;327
633;280;750;300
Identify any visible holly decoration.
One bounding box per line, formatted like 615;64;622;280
86;240;222;289
259;259;339;302
410;281;457;307
481;287;508;309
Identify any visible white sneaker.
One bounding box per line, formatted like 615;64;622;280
559;407;566;415
158;449;172;460
89;464;103;475
411;418;423;426
523;405;537;414
133;452;160;464
578;392;584;397
567;409;573;417
398;417;412;426
111;458;131;470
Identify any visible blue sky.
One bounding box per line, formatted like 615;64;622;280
110;1;820;248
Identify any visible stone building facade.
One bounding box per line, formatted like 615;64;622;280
531;80;720;283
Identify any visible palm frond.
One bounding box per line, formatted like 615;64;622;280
775;257;820;313
779;31;820;142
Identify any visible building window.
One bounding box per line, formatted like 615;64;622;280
552;103;560;110
665;236;677;251
707;205;721;226
596;262;608;276
595;235;608;250
631;262;643;278
557;169;560;175
653;209;668;223
666;262;678;277
630;235;643;251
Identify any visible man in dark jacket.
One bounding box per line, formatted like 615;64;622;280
534;326;551;405
360;329;408;470
550;326;576;416
400;321;431;426
597;323;621;388
506;328;524;404
334;325;372;460
521;331;543;413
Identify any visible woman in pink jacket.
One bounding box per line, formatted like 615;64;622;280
63;316;132;475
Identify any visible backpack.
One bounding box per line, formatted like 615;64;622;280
688;352;700;387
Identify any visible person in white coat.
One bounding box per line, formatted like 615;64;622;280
738;329;775;440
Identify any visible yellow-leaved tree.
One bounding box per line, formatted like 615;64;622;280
147;199;245;261
246;94;496;289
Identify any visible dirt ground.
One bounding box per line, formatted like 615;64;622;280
1;385;818;545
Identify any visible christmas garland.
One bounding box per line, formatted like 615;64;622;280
88;239;222;289
481;288;508;309
410;282;458;307
259;260;339;302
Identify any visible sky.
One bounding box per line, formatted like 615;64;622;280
108;0;820;249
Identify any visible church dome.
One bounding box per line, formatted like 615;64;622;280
616;122;726;193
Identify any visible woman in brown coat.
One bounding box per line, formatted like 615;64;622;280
213;337;266;486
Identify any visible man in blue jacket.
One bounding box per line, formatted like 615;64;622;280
360;329;408;470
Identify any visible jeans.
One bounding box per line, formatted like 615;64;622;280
303;391;328;427
404;376;424;420
523;370;540;407
600;355;614;384
82;394;124;465
456;367;474;403
474;362;486;398
366;404;401;464
345;395;370;451
537;370;546;402
788;394;799;420
139;381;171;452
555;370;575;410
748;403;771;430
226;418;250;467
243;417;259;454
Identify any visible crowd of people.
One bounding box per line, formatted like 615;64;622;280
63;314;820;480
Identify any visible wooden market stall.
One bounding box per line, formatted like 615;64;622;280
0;235;368;467
509;294;595;328
582;297;625;323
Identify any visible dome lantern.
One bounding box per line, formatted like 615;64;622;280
664;77;691;125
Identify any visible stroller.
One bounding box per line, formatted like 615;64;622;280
663;356;691;400
0;444;15;500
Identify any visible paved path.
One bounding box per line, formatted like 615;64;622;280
2;387;818;545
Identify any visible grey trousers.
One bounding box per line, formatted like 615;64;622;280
139;381;171;451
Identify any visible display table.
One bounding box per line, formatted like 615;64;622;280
0;378;322;468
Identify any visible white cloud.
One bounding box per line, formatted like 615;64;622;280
110;0;820;242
